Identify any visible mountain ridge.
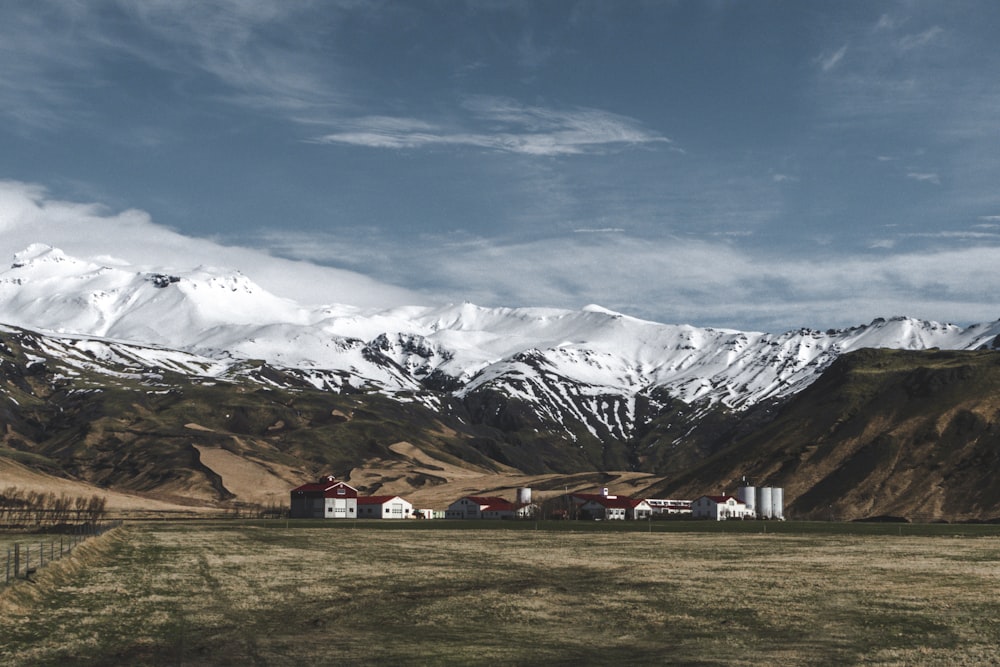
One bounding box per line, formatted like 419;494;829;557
3;245;1000;520
4;245;1000;426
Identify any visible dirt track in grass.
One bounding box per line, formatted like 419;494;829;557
3;523;1000;666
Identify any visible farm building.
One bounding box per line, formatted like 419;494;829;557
445;495;535;520
691;495;754;521
578;495;653;520
357;495;414;519
289;476;359;519
644;499;693;515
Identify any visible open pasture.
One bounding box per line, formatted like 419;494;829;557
2;522;1000;666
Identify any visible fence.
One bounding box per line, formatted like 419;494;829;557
3;521;122;586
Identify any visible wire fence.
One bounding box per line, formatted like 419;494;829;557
3;521;122;586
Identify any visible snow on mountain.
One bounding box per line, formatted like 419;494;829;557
3;245;1000;441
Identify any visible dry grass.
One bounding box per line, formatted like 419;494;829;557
2;524;1000;666
0;459;195;513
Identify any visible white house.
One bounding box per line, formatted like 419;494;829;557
691;495;753;521
357;495;414;519
289;476;359;519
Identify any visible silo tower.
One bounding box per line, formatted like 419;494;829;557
771;487;784;520
757;487;774;519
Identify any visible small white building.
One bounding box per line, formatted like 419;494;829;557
357;495;414;519
691;495;753;521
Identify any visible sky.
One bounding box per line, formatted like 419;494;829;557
2;1;1000;333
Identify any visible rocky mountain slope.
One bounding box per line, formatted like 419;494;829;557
651;348;1000;521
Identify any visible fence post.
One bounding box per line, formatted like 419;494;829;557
40;541;44;568
5;548;10;583
13;544;19;580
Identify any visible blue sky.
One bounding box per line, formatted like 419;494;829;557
2;1;1000;332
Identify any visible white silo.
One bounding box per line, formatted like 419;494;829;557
516;487;532;505
737;485;756;517
771;487;784;520
757;487;773;519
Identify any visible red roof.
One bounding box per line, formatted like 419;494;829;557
584;496;646;509
482;500;516;512
291;482;330;493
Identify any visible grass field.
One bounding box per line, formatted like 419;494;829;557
2;521;1000;666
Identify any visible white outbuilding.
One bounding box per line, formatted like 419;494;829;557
691;495;753;521
357;495;414;519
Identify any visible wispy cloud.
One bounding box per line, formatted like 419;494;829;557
0;1;352;132
898;26;944;51
313;97;672;156
256;222;1000;332
906;172;941;185
817;44;848;72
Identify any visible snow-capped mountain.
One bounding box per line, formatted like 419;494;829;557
3;244;1000;444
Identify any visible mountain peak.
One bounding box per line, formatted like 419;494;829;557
12;243;71;268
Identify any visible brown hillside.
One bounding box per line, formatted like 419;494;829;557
654;349;1000;521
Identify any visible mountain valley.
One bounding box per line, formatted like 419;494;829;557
2;245;1000;520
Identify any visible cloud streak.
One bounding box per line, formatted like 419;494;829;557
818;44;848;72
313;97;671;156
255;224;1000;333
4;180;999;334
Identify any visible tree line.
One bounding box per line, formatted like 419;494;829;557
0;486;108;527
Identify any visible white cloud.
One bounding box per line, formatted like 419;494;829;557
313;98;671;156
256;225;1000;332
906;172;941;185
818;44;848;72
5;181;998;334
898;26;944;51
0;1;352;133
874;14;896;31
0;181;419;310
